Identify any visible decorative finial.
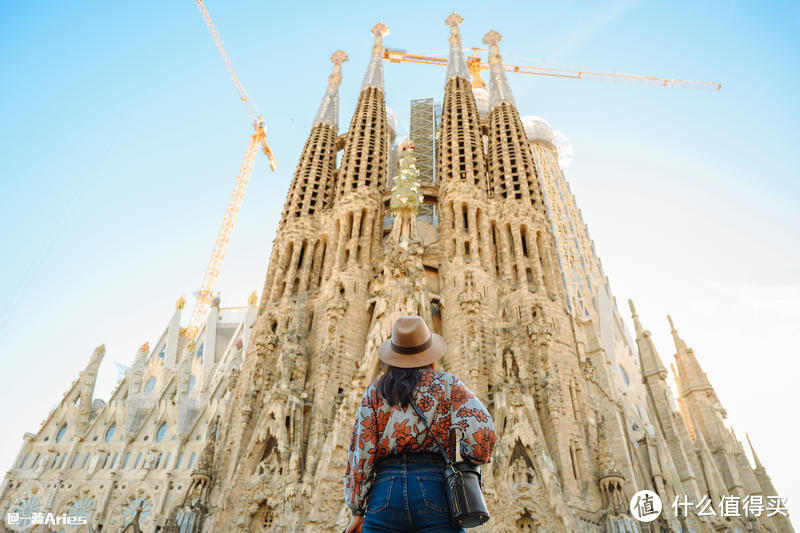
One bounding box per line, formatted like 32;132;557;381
445;12;464;27
248;291;258;307
482;30;502;46
211;295;221;309
175;296;186;310
185;339;197;353
371;22;389;41
139;342;149;355
331;49;348;66
628;299;638;317
667;314;676;332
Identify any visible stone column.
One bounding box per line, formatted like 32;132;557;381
298;239;317;293
453;201;465;257
512;224;528;284
524;226;544;291
96;471;118;523
499;223;514;281
466;205;479;263
282;243;303;298
158;471;173;516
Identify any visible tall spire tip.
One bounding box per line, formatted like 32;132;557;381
482;30;502;46
371;22;389;39
445;12;464;27
667;314;676;332
330;50;349;65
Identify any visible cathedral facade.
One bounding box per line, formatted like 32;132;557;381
0;14;793;533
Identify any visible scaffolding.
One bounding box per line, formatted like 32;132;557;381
409;98;440;226
409;98;438;184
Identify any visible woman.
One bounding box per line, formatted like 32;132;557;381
344;316;497;533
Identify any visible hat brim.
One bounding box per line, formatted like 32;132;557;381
377;333;447;368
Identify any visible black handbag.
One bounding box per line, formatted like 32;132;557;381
411;401;490;528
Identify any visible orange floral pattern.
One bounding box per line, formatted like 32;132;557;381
345;370;496;515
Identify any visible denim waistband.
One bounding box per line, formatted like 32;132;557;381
379;452;446;466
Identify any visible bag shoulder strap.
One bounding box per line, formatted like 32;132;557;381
410;399;453;467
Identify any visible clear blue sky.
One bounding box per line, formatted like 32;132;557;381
1;0;798;523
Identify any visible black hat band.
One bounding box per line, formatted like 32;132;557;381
390;335;433;355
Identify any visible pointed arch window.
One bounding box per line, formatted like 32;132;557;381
156;422;168;443
143;377;157;394
105;424;116;443
56;424;67;443
619;365;630;387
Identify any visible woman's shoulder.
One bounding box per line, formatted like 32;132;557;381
426;369;463;387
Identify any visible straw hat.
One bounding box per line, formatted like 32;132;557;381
378;316;447;368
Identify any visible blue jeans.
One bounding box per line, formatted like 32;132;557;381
362;462;465;533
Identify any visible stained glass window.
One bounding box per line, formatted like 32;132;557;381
105;424;116;443
143;377;157;394
121;497;151;527
58;496;96;532
156;422;168;443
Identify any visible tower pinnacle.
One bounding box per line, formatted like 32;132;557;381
444;13;469;82
361;23;389;92
628;299;644;337
669;315;714;396
482;30;515;108
745;433;765;469
313;50;348;129
628;299;668;379
668;314;688;353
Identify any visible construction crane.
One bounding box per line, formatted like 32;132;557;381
185;0;278;339
384;47;722;91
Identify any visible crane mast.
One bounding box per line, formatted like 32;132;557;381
185;1;276;340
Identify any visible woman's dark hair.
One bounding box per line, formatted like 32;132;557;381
376;364;433;408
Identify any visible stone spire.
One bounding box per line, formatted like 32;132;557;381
628;300;668;379
77;344;105;435
669;315;714;397
361;22;389;92
689;410;724;504
629;300;702;500
437;14;488;193
127;343;148;397
338;23;390;197
746;432;764;469
444;13;469;82
280;51;347;225
313;50;348;129
482;30;515;109
483;28;547;211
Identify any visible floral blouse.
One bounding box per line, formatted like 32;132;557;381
344;369;497;515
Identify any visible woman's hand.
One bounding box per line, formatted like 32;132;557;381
344;514;364;533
